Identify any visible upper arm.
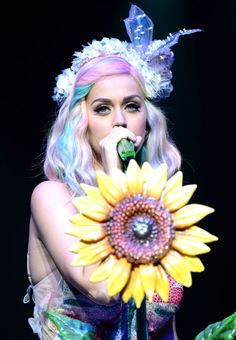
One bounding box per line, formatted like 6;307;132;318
30;181;88;292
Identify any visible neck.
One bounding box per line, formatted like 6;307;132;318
93;158;103;171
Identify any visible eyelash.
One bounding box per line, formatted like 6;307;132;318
94;103;141;115
94;106;110;115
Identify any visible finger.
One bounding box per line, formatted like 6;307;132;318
112;127;136;142
134;136;142;147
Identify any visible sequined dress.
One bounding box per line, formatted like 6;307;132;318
24;266;183;340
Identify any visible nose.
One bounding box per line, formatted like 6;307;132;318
112;108;127;128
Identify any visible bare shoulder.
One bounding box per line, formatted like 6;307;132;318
30;180;77;242
30;180;76;224
31;180;72;207
31;180;70;198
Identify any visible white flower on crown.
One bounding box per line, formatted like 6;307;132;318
52;27;201;103
53;69;76;102
52;4;201;103
52;37;162;102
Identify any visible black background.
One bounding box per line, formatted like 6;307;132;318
1;0;235;339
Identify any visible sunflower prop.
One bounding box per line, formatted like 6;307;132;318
66;160;218;308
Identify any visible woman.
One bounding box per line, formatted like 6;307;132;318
24;5;200;339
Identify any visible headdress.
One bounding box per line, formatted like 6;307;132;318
53;4;201;103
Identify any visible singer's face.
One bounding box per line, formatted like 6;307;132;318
85;74;147;161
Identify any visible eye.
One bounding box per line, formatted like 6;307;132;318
94;105;110;115
125;102;141;113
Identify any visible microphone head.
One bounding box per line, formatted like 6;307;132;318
117;138;136;162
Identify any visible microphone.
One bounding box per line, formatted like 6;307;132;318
117;138;136;170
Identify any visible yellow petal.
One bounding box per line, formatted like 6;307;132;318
141;162;154;182
160;250;192;287
132;267;145;308
71;254;107;266
90;255;117;282
66;225;105;241
163;184;197;212
155;265;170;302
139;264;156;302
173;204;214;228
144;163;168;199
162;171;183;198
182;255;205;272
126;159;143;195
96;170;126;206
70;252;109;266
122;269;136;303
69;241;88;253
70;239;112;266
172;234;211;255
72;196;110;222
75;238;109;256
110;168;128;195
70;251;109;266
69;213;97;225
176;226;218;243
67;215;105;241
107;258;131;296
80;183;105;201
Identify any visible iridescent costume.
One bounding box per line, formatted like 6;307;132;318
24;267;183;339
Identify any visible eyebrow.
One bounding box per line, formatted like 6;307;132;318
91;95;143;105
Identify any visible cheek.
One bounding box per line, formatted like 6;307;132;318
87;118;112;150
128;114;147;137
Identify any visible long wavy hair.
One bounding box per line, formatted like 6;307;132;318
44;55;181;194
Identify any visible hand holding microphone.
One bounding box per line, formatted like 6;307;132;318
99;126;142;174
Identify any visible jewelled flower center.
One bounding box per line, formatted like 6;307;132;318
132;216;154;239
104;195;175;264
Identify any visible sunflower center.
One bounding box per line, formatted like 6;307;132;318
132;217;153;239
104;195;175;265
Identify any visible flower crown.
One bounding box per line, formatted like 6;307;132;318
53;4;201;103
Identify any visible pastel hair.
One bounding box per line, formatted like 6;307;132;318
44;55;181;194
